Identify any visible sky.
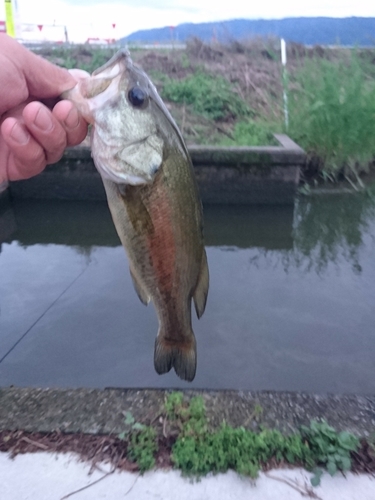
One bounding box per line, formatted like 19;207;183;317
1;0;374;42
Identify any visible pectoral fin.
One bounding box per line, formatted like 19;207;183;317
193;249;209;319
129;266;150;306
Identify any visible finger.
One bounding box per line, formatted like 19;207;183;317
68;69;91;80
52;100;89;146
0;35;76;98
1;117;46;181
22;102;67;164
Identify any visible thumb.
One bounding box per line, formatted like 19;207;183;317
2;35;77;98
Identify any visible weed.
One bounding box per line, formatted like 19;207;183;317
300;420;359;486
180;52;190;69
162;72;251;121
164;391;184;420
220;119;280;146
118;412;158;473
298;183;312;195
288;53;375;181
165;393;359;486
37;46;117;73
114;395;361;484
128;426;158;473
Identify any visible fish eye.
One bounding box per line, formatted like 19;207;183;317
128;86;148;108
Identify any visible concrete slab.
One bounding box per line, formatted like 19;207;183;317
1;388;374;437
1;452;374;500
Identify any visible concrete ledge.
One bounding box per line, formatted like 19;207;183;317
0;388;374;437
8;135;305;205
0;182;9;207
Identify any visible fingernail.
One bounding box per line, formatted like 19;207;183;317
10;123;29;145
34;107;53;131
64;107;79;128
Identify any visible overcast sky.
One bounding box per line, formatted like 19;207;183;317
2;0;374;42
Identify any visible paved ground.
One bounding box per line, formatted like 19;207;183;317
1;452;374;500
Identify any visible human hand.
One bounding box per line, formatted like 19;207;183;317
0;35;89;184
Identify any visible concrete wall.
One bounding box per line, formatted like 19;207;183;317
8;135;305;205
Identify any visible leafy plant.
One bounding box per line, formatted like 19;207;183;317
300;420;360;486
166;393;359;487
114;395;363;485
167;393;312;478
165;392;208;437
220;120;280;146
128;426;158;472
288;53;375;182
162;72;251;121
118;412;158;473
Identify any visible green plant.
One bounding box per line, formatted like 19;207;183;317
118;412;158;473
114;395;363;485
128;426;158;472
165;393;360;487
171;420;314;478
36;46;117;73
167;393;312;478
165;392;207;437
220;119;280;146
288;53;375;182
165;391;184;419
300;420;360;486
162;72;251;121
180;52;190;69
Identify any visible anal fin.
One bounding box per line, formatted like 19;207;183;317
129;266;150;306
193;249;209;319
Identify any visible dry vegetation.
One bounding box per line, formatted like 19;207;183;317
35;38;375;182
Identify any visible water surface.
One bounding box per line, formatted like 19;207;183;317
1;193;374;393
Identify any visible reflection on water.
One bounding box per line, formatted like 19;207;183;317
1;191;375;393
291;193;375;274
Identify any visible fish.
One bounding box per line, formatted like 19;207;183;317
62;50;209;382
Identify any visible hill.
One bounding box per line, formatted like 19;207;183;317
123;17;375;46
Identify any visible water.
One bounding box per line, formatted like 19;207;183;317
1;193;374;393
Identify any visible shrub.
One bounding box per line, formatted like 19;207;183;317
162;72;251;121
288;53;375;182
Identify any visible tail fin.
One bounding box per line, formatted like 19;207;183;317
154;334;197;382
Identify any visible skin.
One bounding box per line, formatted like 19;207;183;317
0;35;88;184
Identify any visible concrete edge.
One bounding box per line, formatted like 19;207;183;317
0;387;374;437
63;140;307;166
0;186;10;210
273;133;305;152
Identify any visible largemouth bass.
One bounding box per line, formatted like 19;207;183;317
62;50;209;381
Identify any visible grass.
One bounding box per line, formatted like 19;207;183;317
161;71;251;121
37;46;117;73
118;392;360;486
288;52;375;183
220;119;280;146
34;42;375;178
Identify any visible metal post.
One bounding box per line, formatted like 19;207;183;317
281;38;289;130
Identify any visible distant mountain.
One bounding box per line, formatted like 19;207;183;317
122;17;375;47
